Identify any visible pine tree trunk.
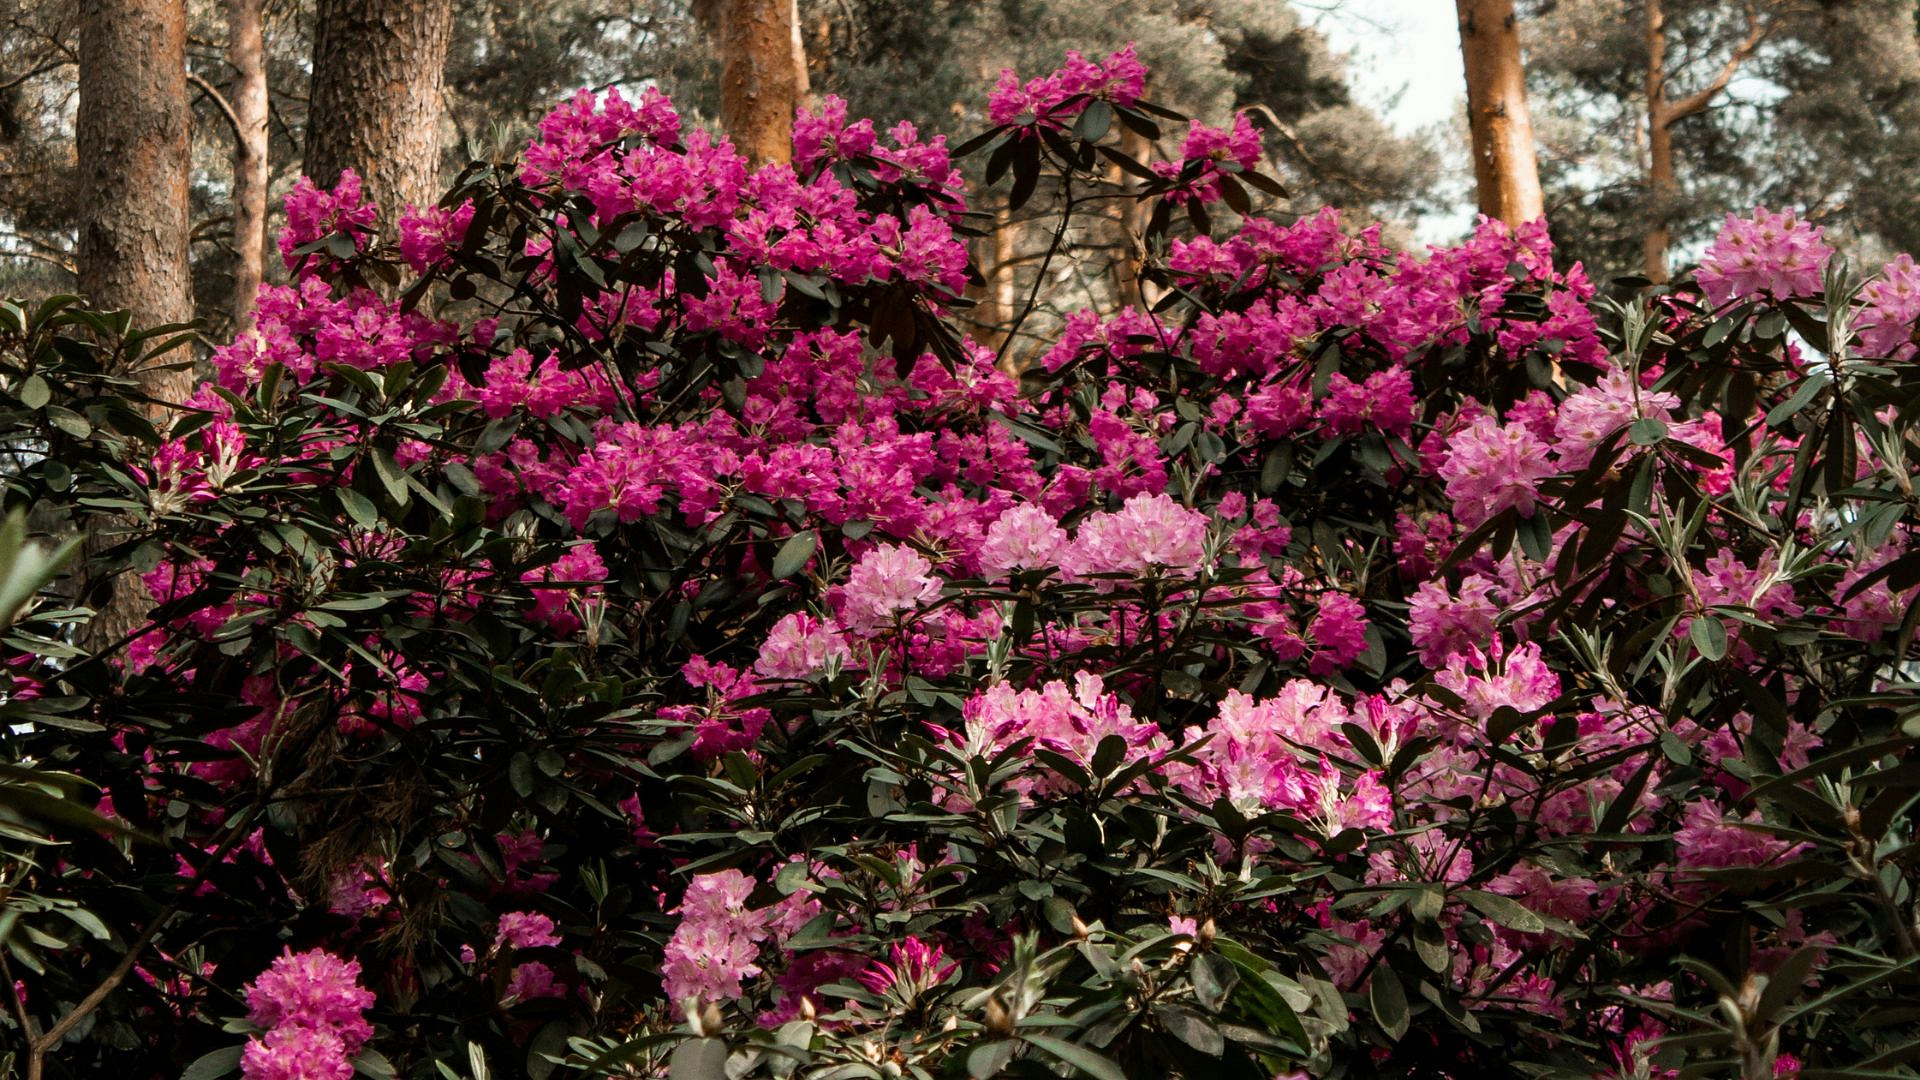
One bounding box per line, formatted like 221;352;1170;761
1644;0;1675;282
77;0;195;344
75;0;196;651
229;0;270;323
1455;0;1546;225
716;0;807;167
304;0;454;216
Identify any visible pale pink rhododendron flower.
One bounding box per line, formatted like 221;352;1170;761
494;911;562;950
1069;492;1209;580
660;869;818;1015
754;612;853;680
1436;414;1558;527
1433;641;1561;723
1409;575;1502;667
840;544;942;634
241;1027;353;1080
950;672;1165;796
1857;253;1920;359
977;503;1070;579
1695;206;1833;307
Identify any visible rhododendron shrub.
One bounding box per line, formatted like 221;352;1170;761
3;49;1920;1080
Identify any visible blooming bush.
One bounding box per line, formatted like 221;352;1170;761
2;46;1920;1080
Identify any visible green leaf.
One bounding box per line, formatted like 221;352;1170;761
337;487;379;530
1461;891;1546;934
18;375;49;410
353;1048;397;1080
371;449;410;507
1629;417;1669;446
1021;1034;1127;1080
1368;965;1410;1041
967;1041;1016;1079
1153;1003;1224;1055
1075;100;1113;143
1191;951;1238;1012
1689;615;1728;662
771;531;817;580
181;1045;244;1080
668;1038;729;1080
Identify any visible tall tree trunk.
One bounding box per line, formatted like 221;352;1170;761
1644;0;1675;282
77;0;195;343
229;0;269;324
75;0;195;650
304;0;454;216
1456;0;1546;225
713;0;808;167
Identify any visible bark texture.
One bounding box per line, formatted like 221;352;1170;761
1456;0;1546;226
304;0;454;217
75;0;195;651
715;0;808;167
228;0;270;324
76;0;195;350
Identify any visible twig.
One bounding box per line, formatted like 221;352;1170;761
188;71;245;144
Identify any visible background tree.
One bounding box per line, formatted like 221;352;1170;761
75;0;194;346
303;0;455;218
202;0;271;325
698;0;809;166
1525;0;1920;277
0;0;1443;335
1455;0;1545;225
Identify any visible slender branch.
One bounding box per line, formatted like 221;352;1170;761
1659;6;1767;126
996;179;1076;367
0;949;39;1046
187;71;245;143
25;804;260;1080
0;251;75;275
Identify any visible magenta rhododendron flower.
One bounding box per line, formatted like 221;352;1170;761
244;949;375;1053
240;1027;353;1080
856;936;957;1001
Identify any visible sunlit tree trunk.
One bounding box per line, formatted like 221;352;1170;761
304;0;454;215
1456;0;1545;225
705;0;809;167
228;0;269;323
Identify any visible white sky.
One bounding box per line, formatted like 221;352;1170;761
1288;0;1477;243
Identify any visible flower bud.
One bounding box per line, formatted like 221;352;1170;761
985;994;1015;1037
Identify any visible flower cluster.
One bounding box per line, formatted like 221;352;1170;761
239;949;374;1080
